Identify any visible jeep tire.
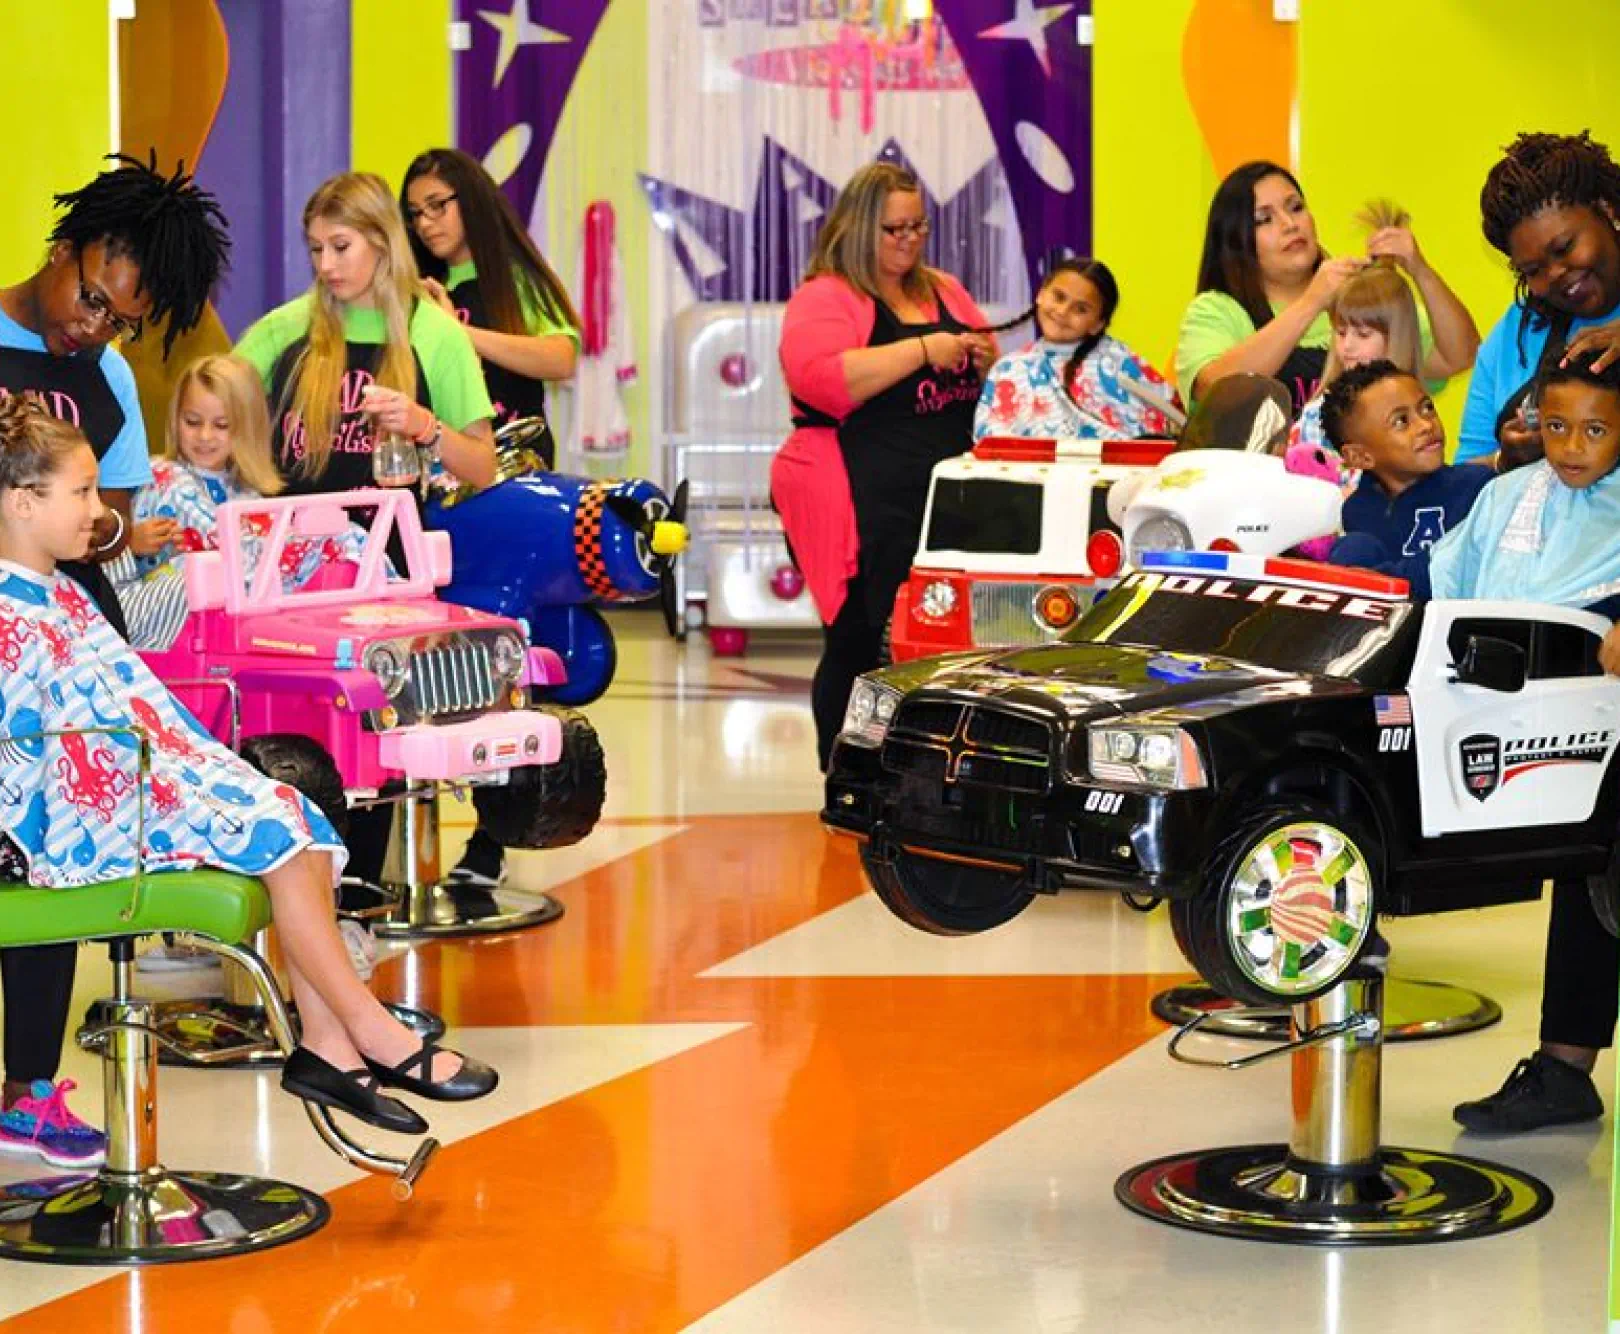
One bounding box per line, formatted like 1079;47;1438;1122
1170;799;1379;1007
240;733;349;842
859;844;1033;936
473;707;606;850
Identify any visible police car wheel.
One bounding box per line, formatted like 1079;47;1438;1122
860;845;1033;936
240;733;349;842
1588;845;1620;937
1171;801;1378;1007
472;708;607;850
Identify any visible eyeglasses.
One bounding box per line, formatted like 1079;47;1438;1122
405;194;459;225
75;255;142;342
881;220;931;240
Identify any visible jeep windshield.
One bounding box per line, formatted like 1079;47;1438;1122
1063;570;1420;686
925;478;1043;555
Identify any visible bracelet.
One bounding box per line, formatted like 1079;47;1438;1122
415;417;444;455
412;410;442;447
91;507;125;555
917;333;929;367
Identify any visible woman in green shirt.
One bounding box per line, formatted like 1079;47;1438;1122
401;148;580;468
1175;161;1476;416
236;171;496;495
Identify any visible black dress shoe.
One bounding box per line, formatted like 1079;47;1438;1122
363;1041;498;1102
281;1047;430;1134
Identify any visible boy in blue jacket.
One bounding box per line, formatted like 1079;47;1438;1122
1321;361;1494;596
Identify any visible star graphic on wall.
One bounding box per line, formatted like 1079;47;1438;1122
478;0;569;88
976;0;1076;78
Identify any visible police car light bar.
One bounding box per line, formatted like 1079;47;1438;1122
1139;550;1410;599
972;437;1177;467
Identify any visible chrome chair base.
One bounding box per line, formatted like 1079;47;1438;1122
1149;978;1502;1043
0;1168;328;1265
1116;1145;1552;1246
372;883;564;939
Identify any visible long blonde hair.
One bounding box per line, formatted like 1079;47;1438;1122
167;355;282;496
283;172;421;478
805;161;937;304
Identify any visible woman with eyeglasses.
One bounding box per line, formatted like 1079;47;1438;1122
400;148;580;469
0;153;230;1175
774;160;997;770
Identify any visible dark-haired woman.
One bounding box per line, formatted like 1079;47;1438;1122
1175;162;1475;417
403;148;580;467
1457;130;1620;467
974;258;1178;440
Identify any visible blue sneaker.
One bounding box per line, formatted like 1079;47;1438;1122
0;1079;107;1168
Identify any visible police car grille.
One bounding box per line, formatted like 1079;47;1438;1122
408;639;499;719
964;708;1052;757
892;700;964;741
881;737;948;783
954;751;1048;793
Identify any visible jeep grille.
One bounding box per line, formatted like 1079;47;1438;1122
409;638;500;719
970;582;1100;647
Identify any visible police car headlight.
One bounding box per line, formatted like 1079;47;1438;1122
1128;516;1192;565
841;678;902;748
1086;723;1206;790
364;642;409;698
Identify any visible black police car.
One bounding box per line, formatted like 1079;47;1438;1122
824;551;1620;1004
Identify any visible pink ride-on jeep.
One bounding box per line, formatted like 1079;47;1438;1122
139;488;606;937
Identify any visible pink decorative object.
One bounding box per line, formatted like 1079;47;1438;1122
708;627;749;657
770;564;805;601
1282;440;1346;562
719;353;752;388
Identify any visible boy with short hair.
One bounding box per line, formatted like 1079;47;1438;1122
1321;360;1494;597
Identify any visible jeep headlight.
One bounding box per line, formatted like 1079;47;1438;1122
490;631;526;682
917;578;958;622
1087;723;1206;790
364;642;409;698
1128;516;1192;565
841;677;902;748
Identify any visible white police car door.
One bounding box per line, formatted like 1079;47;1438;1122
1405;601;1619;837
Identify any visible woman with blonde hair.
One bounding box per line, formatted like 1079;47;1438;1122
773;160;996;769
235;171;495;496
112;354;371;652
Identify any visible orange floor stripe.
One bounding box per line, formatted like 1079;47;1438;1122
2;816;1180;1333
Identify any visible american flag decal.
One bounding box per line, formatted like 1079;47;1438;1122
1374;695;1411;726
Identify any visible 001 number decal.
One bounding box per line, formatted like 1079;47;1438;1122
1084;790;1125;814
1378;727;1412;753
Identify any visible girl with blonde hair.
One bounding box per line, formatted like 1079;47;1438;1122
235;171;495;496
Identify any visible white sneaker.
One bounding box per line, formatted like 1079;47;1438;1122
135;943;222;974
339;918;377;982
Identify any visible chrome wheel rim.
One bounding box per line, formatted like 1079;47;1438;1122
1227;821;1372;998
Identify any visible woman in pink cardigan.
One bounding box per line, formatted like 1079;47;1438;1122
773;161;995;768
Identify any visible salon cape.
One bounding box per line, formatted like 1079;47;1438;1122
1428;461;1620;607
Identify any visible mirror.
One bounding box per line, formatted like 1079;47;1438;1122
1454;634;1526;693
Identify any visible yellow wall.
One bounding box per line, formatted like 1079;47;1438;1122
352;0;452;187
0;3;111;275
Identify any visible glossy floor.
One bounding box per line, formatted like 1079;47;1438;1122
0;618;1610;1332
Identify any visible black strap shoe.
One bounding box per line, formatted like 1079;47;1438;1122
363;1041;499;1102
282;1047;430;1135
1453;1051;1604;1134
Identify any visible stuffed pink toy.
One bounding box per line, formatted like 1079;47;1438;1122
1282;439;1351;561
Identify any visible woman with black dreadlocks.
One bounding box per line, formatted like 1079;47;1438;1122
1456;130;1620;468
0;153;229;1171
1447;133;1620;1138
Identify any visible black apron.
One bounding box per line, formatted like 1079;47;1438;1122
267;337;434;570
0;343;130;636
1276;344;1327;420
838;296;982;625
449;275;557;468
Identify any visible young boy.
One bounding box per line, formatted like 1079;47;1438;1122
1321;360;1494;597
1429;350;1620;1134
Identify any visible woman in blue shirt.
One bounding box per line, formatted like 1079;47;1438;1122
1457;132;1620;467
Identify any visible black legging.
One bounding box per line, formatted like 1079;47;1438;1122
812;570;887;772
1540;877;1620;1049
